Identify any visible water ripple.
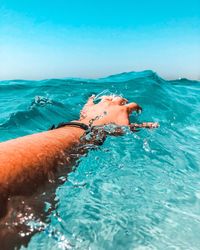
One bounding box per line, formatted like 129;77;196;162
0;71;199;249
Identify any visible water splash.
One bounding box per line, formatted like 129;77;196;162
31;96;53;108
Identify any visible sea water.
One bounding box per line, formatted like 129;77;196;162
0;70;200;249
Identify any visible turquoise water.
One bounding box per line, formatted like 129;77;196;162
0;70;200;249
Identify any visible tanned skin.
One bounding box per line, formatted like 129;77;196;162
0;95;158;244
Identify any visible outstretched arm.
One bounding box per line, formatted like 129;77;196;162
0;95;158;215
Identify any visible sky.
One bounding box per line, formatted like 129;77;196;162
0;0;199;80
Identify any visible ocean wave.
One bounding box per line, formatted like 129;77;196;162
0;71;199;140
0;70;200;249
0;95;70;140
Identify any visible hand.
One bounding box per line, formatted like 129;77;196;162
79;95;142;126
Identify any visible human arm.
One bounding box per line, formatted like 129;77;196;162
0;95;158;208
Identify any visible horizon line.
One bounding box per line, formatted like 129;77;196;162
0;70;200;82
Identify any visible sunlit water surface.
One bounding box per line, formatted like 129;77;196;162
0;71;200;249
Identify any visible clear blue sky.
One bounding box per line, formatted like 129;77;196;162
0;0;199;80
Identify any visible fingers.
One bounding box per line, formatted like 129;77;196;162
100;96;113;103
85;95;95;106
125;102;142;114
112;97;128;105
98;95;141;114
141;122;159;128
80;95;95;119
130;122;159;129
100;95;128;106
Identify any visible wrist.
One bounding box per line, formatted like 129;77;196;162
75;118;91;126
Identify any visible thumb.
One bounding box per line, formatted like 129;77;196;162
80;95;95;119
85;95;95;106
